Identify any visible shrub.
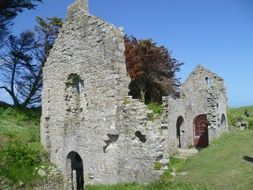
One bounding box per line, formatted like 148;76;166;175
0;129;49;184
248;119;253;130
153;162;162;170
147;102;163;115
0;105;47;185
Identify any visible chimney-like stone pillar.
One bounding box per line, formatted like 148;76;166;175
68;0;89;18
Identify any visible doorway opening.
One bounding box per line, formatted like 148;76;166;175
221;114;226;128
193;114;209;148
67;151;84;190
176;116;184;148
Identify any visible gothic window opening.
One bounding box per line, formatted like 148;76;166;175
77;79;84;95
65;74;84;113
66;74;84;95
205;77;211;89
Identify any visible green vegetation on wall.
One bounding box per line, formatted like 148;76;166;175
147;102;163;115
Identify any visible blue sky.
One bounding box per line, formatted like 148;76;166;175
1;0;253;107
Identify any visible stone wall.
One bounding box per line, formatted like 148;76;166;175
33;174;64;190
163;65;228;154
41;0;167;187
0;177;11;190
182;65;228;141
114;96;167;183
0;174;64;190
162;96;192;154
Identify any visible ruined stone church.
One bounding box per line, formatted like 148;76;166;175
41;0;228;189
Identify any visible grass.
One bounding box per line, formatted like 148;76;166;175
87;130;253;190
169;157;187;172
228;105;253;129
176;131;253;190
0;105;49;186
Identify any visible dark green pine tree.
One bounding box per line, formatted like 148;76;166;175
0;0;42;46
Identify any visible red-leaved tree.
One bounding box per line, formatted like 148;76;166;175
124;36;183;104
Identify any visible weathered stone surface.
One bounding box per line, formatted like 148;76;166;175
0;177;12;190
163;65;228;154
41;0;165;188
33;173;64;190
41;0;228;189
236;120;249;131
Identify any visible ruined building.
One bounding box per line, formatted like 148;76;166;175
41;0;228;189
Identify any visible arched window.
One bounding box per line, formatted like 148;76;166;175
65;74;85;113
66;74;84;95
205;77;211;89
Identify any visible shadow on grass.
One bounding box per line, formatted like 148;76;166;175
243;155;253;163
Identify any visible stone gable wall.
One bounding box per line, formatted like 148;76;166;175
163;65;228;154
41;0;167;187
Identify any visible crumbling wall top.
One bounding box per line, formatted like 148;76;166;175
68;0;89;16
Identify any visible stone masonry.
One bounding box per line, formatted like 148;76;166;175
41;0;228;189
163;65;228;155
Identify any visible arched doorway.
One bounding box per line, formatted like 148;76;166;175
193;114;209;148
221;114;226;128
176;116;184;148
67;151;84;190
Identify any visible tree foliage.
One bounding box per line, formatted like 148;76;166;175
124;36;183;104
0;17;62;108
0;0;42;46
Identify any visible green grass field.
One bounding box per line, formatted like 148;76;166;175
175;131;253;190
228;106;253;130
229;106;253;116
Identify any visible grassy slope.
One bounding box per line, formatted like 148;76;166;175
0;105;49;186
176;131;253;190
228;106;253;129
229;106;253;115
